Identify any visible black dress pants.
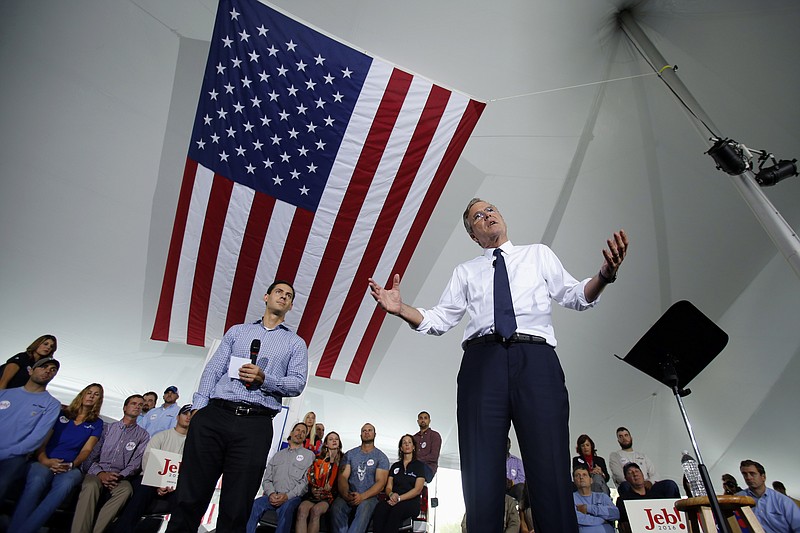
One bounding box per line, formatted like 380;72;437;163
165;402;273;533
371;497;420;533
457;341;578;533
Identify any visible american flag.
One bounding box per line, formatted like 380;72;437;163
152;0;485;383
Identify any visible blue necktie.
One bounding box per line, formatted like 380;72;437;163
493;248;517;339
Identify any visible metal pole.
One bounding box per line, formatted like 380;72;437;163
619;10;800;280
674;387;731;533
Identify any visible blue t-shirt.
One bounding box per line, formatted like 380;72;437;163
139;403;179;437
342;446;390;494
0;387;61;460
46;412;104;462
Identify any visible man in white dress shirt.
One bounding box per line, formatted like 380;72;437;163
369;198;627;533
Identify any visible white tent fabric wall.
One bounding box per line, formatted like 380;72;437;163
2;0;799;516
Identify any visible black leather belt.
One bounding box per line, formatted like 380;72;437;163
210;398;278;417
463;333;548;349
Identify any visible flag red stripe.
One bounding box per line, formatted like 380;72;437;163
296;68;414;345
224;191;276;331
315;85;452;378
274;206;315;287
152;158;199;341
346;98;487;382
187;174;235;345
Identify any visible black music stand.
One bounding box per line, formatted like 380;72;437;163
616;300;730;533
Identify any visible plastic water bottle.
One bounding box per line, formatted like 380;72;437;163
681;450;706;497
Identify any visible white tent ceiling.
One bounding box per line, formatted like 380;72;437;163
2;0;799;501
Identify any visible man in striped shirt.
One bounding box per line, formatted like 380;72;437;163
71;394;150;533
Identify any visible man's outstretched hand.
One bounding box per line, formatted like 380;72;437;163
368;274;403;316
600;230;629;279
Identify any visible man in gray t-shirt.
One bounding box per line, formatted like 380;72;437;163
330;423;390;533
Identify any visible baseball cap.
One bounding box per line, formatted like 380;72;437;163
179;404;193;415
32;358;60;370
164;386;179;394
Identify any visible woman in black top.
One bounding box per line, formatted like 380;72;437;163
572;434;610;495
372;434;426;533
0;334;57;389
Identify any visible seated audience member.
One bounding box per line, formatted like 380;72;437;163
773;481;800;508
372;435;426;533
303;411;322;454
137;391;158;423
506;437;526;502
111;404;193;533
9;383;104;533
573;465;619;533
0;357;61;499
615;463;680;529
413;411;442;483
462;495;520;533
330;423;390;533
608;427;659;489
280;411;322;453
315;423;325;447
723;473;744;495
296;431;343;533
518;483;536;533
737;459;800;533
573;434;611;495
139;386;180;437
0;334;57;390
70;394;150;533
246;423;315;533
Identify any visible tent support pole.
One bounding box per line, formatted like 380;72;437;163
619;10;800;279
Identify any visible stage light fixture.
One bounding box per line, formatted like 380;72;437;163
707;137;798;187
755;158;798;187
706;138;749;175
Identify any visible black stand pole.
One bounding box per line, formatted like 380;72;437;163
617;301;731;533
672;381;728;533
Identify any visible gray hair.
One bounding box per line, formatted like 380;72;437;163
462;197;486;236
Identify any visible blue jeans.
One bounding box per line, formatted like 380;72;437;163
246;494;302;533
0;455;28;501
8;462;84;533
330;496;378;533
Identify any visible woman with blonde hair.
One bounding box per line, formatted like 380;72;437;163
9;383;104;533
0;334;57;389
295;431;343;533
302;411;323;454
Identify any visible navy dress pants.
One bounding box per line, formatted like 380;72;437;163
457;341;578;533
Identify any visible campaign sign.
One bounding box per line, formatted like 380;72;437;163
623;498;687;532
142;449;183;489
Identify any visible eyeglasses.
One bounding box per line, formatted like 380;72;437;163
472;206;497;223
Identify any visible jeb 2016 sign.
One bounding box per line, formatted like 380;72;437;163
623;499;687;532
142;449;183;489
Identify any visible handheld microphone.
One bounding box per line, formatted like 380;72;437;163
245;339;261;390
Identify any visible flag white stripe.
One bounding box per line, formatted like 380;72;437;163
205;182;255;338
245;200;296;324
168;165;214;343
